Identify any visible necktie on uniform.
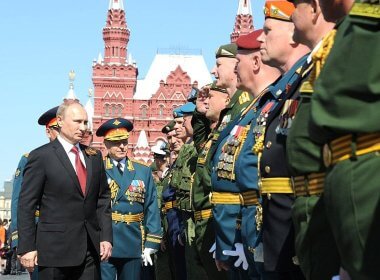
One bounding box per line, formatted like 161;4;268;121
117;162;123;175
71;146;87;195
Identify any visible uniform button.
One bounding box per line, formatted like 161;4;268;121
265;166;271;174
266;141;272;149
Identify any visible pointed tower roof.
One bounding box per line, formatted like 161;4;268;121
230;0;254;43
133;130;152;163
85;88;94;132
237;0;252;15
109;0;124;10
64;70;79;101
135;130;149;148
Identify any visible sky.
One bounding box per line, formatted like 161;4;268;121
0;0;265;188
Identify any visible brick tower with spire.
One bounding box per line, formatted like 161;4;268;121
230;0;254;43
91;0;138;153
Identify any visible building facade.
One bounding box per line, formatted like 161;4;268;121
91;0;254;161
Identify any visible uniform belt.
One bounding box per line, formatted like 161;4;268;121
259;178;294;194
164;201;177;211
209;191;259;206
112;212;144;224
35;210;40;217
323;133;380;167
194;209;213;221
293;173;325;197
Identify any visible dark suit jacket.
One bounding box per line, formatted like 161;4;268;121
17;139;112;267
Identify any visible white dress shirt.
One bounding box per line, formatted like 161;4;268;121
57;135;86;172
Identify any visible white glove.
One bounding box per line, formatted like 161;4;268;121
209;242;216;259
141;248;157;266
222;243;249;270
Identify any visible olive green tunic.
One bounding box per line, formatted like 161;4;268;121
308;5;380;279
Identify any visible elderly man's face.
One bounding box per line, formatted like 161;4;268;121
236;50;258;92
104;139;129;161
258;18;295;67
291;0;315;46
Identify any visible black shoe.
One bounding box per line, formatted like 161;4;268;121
2;270;11;275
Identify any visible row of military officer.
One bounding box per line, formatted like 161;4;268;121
9;0;380;279
150;0;380;279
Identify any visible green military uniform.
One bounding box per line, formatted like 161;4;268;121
286;30;340;280
153;121;179;280
308;3;380;279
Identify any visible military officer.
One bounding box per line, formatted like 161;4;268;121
96;118;162;280
255;2;310;278
191;82;233;280
308;0;380;278
161;117;187;280
234;29;282;278
10;106;59;280
285;0;340;279
211;43;252;131
171;102;210;280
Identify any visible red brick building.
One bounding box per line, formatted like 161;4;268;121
91;0;253;161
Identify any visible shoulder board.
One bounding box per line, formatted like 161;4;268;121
350;3;380;19
104;157;113;169
84;147;98;156
295;66;303;75
23;153;29;158
131;158;150;167
239;91;251;104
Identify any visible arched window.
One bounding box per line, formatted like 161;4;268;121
141;105;148;119
159;104;164;117
111;105;116;117
105;104;109;117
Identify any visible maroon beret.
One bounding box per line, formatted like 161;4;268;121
236;29;263;51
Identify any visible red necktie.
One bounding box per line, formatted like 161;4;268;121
71;146;87;195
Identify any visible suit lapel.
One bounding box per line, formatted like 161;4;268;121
116;158;136;202
52;139;83;196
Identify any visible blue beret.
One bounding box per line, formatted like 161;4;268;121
96;118;134;141
173;102;195;118
38;106;59;127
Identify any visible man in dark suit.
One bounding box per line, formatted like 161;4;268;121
17;101;113;280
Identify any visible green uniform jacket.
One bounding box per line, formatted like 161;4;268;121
192;89;252;211
310;8;380;143
171;143;198;211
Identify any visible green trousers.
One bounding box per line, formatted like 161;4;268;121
292;195;340;280
184;215;209;280
324;152;380;279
